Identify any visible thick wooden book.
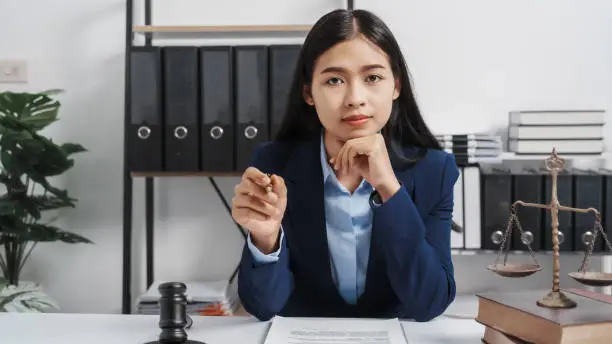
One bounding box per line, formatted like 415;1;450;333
564;288;612;304
475;289;612;344
482;325;531;344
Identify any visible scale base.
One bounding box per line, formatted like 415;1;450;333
536;290;577;309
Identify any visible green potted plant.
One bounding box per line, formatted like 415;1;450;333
0;89;91;312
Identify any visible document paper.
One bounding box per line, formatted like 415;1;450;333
264;316;409;344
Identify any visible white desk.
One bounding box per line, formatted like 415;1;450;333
0;313;484;344
0;294;484;343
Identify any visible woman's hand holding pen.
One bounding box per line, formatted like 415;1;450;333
231;167;287;254
330;133;400;202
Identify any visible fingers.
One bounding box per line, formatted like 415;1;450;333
271;174;287;200
243;167;271;188
328;156;337;173
235;178;278;204
237;165;287;204
333;147;342;172
342;145;352;176
331;144;351;175
330;139;371;175
232;168;288;235
238;166;277;203
348;147;356;173
232;194;279;218
232;206;268;223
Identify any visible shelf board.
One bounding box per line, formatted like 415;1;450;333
470;152;610;166
451;249;612;256
499;152;609;161
133;24;312;34
131;171;242;177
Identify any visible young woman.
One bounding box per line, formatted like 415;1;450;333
231;8;459;322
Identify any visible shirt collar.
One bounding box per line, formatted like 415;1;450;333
320;133;333;183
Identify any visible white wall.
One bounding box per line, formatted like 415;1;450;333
0;0;611;314
365;0;612;141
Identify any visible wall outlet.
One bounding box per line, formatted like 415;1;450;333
0;59;28;83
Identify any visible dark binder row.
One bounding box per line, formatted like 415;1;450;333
127;44;302;173
480;167;612;253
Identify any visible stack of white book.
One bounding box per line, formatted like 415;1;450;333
507;110;605;155
436;133;503;166
136;277;240;316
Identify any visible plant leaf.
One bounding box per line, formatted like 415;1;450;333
0;92;26;116
31;194;77;211
0;278;8;290
57;230;94;244
24;224;93;244
20;107;58;130
39;89;64;96
0;283;59;312
0;290;33;311
0;90;91;248
0;215;28;235
24;172;70;200
60;143;87;156
0;194;77;221
28;135;75;177
0;198;19;216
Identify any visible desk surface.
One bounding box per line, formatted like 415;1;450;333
0;312;483;344
0;295;483;343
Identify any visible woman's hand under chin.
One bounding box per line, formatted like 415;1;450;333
329;133;401;202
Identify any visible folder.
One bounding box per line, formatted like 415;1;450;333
511;169;544;251
234;46;269;172
544;169;574;251
269;45;301;139
162;46;200;172
199;46;234;172
462;166;481;249
451;167;465;248
128;46;163;172
572;169;603;252
480;166;512;251
603;169;612;252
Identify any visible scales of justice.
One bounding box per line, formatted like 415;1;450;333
486;148;612;309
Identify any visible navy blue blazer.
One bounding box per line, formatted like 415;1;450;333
237;134;459;321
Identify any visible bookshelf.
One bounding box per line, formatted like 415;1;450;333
122;0;355;315
130;171;242;178
133;25;312;33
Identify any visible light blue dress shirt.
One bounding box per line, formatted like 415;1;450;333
246;134;374;305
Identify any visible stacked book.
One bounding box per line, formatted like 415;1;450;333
476;288;612;343
436;133;502;166
507;110;605;155
136;278;240;316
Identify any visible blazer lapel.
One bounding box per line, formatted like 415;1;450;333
361;152;417;300
281;136;335;290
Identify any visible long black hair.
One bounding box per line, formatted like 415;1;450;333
275;8;442;168
275;9;463;233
